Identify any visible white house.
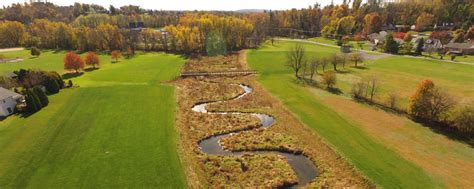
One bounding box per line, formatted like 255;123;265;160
0;87;23;117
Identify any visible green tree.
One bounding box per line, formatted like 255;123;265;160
206;31;227;56
31;47;41;57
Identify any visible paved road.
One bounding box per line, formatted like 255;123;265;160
278;38;474;66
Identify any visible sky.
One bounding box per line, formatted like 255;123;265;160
0;0;344;11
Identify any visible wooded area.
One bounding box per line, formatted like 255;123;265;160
0;0;472;54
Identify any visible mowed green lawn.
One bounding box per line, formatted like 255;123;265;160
247;41;443;188
0;52;187;188
269;40;474;108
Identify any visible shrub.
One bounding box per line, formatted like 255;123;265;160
387;92;399;110
451;105;474;134
31;47;41;57
351;81;367;99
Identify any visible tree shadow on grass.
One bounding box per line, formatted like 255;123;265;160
84;67;99;72
353;66;368;70
412;118;474;147
62;72;84;80
335;69;352;74
327;87;343;95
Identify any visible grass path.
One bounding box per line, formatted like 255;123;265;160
0;52;187;188
248;44;446;188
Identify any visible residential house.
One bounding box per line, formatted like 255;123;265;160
0;87;23;117
445;41;474;55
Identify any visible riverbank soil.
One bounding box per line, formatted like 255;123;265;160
175;52;372;188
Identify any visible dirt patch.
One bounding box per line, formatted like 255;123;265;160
324;96;474;188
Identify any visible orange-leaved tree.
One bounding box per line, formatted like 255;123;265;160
64;51;84;73
409;79;455;121
111;50;121;63
85;51;100;68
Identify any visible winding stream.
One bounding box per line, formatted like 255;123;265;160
192;83;318;188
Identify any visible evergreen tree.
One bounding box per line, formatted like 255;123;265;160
25;89;40;113
33;86;49;107
415;38;425;56
206;31;227;56
384;34;399;54
44;77;60;94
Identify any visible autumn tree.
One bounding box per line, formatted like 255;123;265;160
322;71;337;89
415;12;434;32
409;80;456;121
85;51;100;68
430;31;452;45
0;21;27;48
286;44;306;79
363;12;382;34
64;52;84;73
111;50;121;63
336;16;356;36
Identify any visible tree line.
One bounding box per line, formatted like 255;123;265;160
1;1;471;52
0;13;255;55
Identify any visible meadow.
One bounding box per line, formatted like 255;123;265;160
0;51;187;188
247;41;474;188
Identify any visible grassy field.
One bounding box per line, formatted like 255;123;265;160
273;40;474;108
247;41;462;188
0;52;187;188
0;50;116;75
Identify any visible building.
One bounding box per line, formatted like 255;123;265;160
0;87;23;117
445;42;474;55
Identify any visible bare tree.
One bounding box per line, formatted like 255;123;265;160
321;57;328;72
350;53;364;67
431;88;456;121
286;44;306;79
309;58;319;83
368;76;378;102
330;53;343;71
341;54;348;69
387;92;399;109
351;81;367;99
301;61;308;80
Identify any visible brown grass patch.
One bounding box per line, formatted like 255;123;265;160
324;96;474;188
